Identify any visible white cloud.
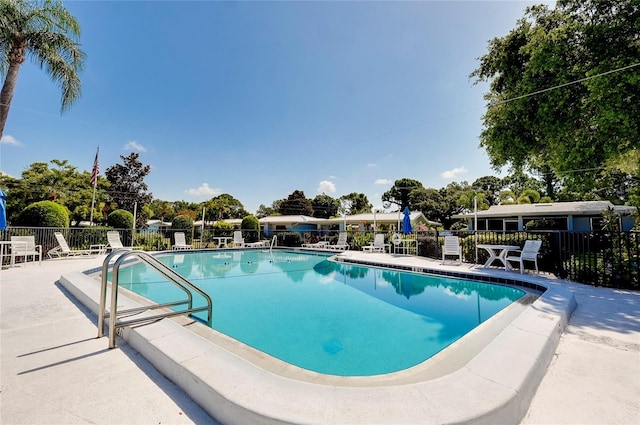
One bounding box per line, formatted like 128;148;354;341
124;140;147;152
375;178;392;185
441;167;468;179
317;180;336;194
0;135;22;146
367;163;377;167
186;183;221;197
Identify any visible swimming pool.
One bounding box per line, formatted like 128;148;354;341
115;250;524;376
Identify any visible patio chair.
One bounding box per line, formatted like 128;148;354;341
328;232;349;251
10;236;42;266
107;231;142;251
441;236;462;264
362;234;389;253
229;231;245;248
48;232;95;258
173;232;193;250
505;240;542;274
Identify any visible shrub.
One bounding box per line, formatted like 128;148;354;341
241;215;260;242
18;201;69;227
107;209;134;229
278;232;302;247
172;214;194;231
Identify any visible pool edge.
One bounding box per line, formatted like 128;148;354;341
59;258;577;424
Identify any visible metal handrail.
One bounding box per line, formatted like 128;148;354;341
270;235;277;251
98;249;213;348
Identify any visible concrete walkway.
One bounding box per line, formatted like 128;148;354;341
1;256;216;424
1;255;639;424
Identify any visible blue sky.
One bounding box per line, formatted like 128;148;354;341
0;1;547;214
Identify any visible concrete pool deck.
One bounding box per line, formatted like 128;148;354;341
1;251;638;424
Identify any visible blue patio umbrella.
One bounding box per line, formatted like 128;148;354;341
0;189;7;230
402;206;412;235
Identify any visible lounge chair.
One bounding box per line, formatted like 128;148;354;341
362;234;389;253
441;236;462;264
173;232;193;250
244;240;269;248
229;231;245;248
10;236;42;266
107;231;142;251
328;232;349;251
48;232;97;258
302;239;329;249
506;240;542;273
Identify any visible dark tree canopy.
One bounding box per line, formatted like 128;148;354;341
471;0;640;194
382;178;424;210
105;153;152;227
312;194;340;218
278;190;314;216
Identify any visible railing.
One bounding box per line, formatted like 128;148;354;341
98;249;213;349
2;226;638;288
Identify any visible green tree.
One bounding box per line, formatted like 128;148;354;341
471;0;640;193
278;190;313;216
381;178;424;210
105;153;152;228
0;0;86;138
471;176;505;205
408;187;448;224
256;203;277;218
203;194;248;221
338;193;372;216
311;194;340;218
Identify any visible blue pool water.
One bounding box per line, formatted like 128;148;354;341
115;250;525;376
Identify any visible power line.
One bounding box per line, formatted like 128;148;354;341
488;62;640;107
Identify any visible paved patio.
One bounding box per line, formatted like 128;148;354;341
1;253;638;424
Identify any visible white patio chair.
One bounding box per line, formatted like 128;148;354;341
10;236;42;266
229;231;245;248
441;236;462;264
48;232;95;258
173;232;193;250
362;234;389;253
107;231;142;250
328;232;349;251
506;240;542;273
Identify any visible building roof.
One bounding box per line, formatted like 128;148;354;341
258;215;327;225
453;201;636;219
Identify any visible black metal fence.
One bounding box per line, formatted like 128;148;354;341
2;227;638;290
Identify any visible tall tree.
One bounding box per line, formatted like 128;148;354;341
338;192;372;216
471;0;640;194
381;178;424;210
311;194;340;218
0;0;86;138
203;194;248;221
105;153;152;227
278;190;313;216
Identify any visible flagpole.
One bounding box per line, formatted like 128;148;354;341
89;146;100;226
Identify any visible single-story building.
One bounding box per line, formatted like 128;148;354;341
453;201;637;232
325;212;440;233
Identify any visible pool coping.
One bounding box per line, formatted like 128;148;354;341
59;250;577;424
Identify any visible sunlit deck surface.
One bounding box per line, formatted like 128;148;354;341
1;250;638;424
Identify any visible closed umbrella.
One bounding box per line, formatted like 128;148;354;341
0;189;7;230
402;206;412;235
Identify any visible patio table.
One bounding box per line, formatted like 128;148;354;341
477;244;520;271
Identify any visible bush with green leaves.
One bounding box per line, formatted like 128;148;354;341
172;214;194;231
277;232;302;247
107;209;134;229
241;215;260;242
18;201;69;227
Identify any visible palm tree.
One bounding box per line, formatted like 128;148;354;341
0;0;85;138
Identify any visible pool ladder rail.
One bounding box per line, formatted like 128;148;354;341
98;249;213;349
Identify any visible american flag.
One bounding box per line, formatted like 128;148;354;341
90;147;100;186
